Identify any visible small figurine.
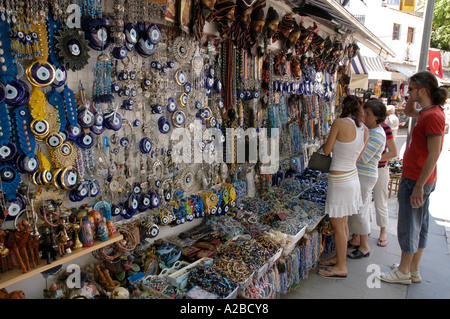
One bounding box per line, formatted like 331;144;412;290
5;220;32;273
80;217;94;247
39;228;58;264
106;220;116;237
56;224;69;256
96;218;109;241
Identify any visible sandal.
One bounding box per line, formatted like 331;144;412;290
317;268;347;280
347;240;359;249
377;239;388;247
347;249;370;259
318;259;336;268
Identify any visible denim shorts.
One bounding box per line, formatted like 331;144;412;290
397;177;436;254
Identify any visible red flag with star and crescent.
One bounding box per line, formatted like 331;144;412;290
429;48;443;79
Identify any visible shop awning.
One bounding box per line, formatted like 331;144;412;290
351;54;393;80
386;62;417;78
289;0;395;59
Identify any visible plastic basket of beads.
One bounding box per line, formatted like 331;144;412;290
187;264;239;299
139;285;174;299
282;226;306;256
168;257;214;289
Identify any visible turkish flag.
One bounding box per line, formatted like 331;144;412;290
429;48;443;79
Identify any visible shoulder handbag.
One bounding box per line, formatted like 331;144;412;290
308;145;331;173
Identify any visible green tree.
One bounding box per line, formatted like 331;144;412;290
430;0;450;51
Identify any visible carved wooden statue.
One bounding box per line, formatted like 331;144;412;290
5;220;32;273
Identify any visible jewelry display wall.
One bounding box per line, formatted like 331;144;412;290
0;0;358;298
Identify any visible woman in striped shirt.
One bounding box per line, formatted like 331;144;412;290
348;99;387;259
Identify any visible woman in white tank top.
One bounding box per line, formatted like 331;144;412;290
317;95;369;280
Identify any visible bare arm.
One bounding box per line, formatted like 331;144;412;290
356;126;369;162
379;138;398;162
410;135;442;208
404;97;420;118
322;119;340;156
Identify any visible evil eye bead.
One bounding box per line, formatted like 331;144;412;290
87;26;110;50
184;82;191;94
206;76;214;89
94;112;104;126
127;193;139;212
67;39;82;56
111;204;123;216
67;124;82;140
214;78;222;93
61;167;78;190
167;61;175;68
5;201;22;218
5;79;29;106
77;131;95;149
91;124;105;135
5;82;23;105
119;136;129;147
51;65;68;88
178;93;187;107
139;137;152;154
104;112;123;131
172;110;186;127
30;119;50;140
136;38;156;57
174;69;187;86
146;224;159;238
138;193;151;211
151;104;163;114
0;165;17;182
76;181;90;198
16;154;39;174
142;78;151;90
112;46;128;59
147;24;162;44
0;142;17;162
78;109;95;128
166;97;177;112
59;142;74;156
150;191;160;208
90;180;100;197
111;83;120;93
158;117;170;134
133;182;142;194
164;190;171;202
46;132;64;148
26;61;56;87
124;23;139;45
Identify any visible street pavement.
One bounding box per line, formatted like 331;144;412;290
283;128;450;299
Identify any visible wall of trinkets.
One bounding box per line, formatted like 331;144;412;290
0;0;359;299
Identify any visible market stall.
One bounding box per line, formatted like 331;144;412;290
0;0;362;299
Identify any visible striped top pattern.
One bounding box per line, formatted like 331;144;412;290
357;125;386;178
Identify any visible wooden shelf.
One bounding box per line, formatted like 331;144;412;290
0;234;123;289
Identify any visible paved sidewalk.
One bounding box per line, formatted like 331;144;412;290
283;131;450;299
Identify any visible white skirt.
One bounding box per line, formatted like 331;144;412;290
348;174;378;235
325;169;363;218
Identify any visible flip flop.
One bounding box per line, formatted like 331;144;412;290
317;268;347;280
318;260;336;268
347;249;370;259
377;239;388;247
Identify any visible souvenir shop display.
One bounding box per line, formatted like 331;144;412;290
0;0;360;299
